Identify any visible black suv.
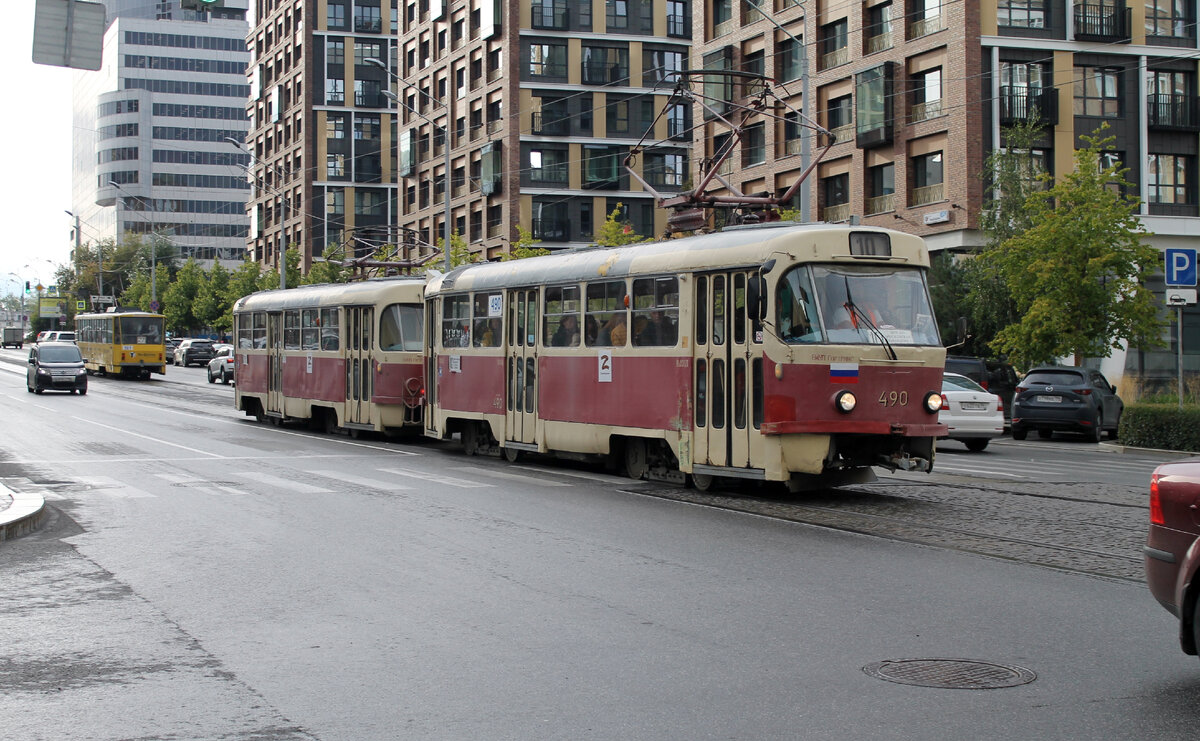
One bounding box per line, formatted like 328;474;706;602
175;339;216;367
27;342;87;395
1010;365;1123;442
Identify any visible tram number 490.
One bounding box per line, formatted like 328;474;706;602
879;390;909;406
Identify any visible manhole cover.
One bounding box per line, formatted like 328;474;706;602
863;658;1036;689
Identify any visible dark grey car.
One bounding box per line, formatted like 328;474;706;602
1010;366;1123;442
175;339;215;367
27;342;88;395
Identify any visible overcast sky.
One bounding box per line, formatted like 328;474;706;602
2;2;83;297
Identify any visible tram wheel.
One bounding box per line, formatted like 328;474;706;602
503;446;521;463
690;472;716;491
623;439;648;480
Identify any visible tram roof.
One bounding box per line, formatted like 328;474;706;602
233;276;425;313
426;222;928;295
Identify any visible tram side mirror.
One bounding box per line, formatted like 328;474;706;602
747;259;775;322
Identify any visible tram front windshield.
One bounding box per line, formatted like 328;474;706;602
117;316;164;344
776;264;939;346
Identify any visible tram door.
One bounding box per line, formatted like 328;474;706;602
692;272;764;470
345;306;374;427
267;312;284;415
424;298;439;436
505;289;539;445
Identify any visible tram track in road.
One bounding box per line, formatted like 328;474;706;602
624;478;1148;582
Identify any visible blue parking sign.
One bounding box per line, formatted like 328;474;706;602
1166;248;1197;286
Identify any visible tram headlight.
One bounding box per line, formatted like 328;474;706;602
834;390;857;413
923;391;943;413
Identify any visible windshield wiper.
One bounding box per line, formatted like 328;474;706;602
843;277;897;360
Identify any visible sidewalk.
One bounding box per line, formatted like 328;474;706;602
0;481;46;543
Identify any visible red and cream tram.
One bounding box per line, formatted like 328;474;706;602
424;222;947;489
232;278;425;435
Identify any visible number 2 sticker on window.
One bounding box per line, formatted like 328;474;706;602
598;351;612;383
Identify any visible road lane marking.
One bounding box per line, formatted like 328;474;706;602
233;471;332;494
376;466;493;488
84;475;156;499
72;417;223;458
307;470;413;491
451;465;572;487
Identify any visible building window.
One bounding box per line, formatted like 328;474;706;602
1146;0;1193;38
824;173;849;205
584;145;622;188
866;163;895;214
855;63;894;147
828;94;853;130
1074;66;1121;117
779;37;803;82
607;99;631;134
912;67;942;122
712;0;733;36
997;0;1046;28
326;114;347;140
327;40;344;65
531;0;568;29
326;78;345;104
354;114;381;140
703;47;734;116
606;0;628;29
529;149;569;184
529;43;568;77
911;0;943;37
582;45;629;85
355;41;383;66
911;151;944;205
1148;154;1193;204
354;79;382;107
667;102;688;138
327;153;345;178
667;0;688;36
648;153;686;187
354;5;382;33
327;2;346;29
327;188;345;216
820;18;849;69
865;2;893;52
743;122;765;166
645;49;684;86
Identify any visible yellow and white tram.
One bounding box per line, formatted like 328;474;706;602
75;308;167;379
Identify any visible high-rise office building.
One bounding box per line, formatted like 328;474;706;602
71;1;252;274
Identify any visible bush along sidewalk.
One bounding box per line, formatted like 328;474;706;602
1118;404;1200;452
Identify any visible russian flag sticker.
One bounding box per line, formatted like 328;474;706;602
830;362;859;383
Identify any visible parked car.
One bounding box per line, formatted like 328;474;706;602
945;355;1018;422
1145;458;1200;661
207;345;236;384
938;372;1005;452
174;338;215;367
164;337;181;359
26;341;87;395
1010;365;1123;442
39;330;75;343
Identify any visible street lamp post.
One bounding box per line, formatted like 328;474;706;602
109;181;159;307
368;58;452;271
225;138;288;290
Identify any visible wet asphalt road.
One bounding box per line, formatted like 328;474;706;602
0;350;1197;740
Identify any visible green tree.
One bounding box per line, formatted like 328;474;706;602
500;225;550;261
194;262;232;335
259;247;302;291
162;258;207;335
981;127;1165;368
436;232;476;268
594;203;651;247
226;259;264;305
305;246;352;284
119;272;152;311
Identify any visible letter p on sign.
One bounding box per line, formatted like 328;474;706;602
1166;248;1197;287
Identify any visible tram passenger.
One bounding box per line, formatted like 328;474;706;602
636;310;676;346
479;319;501;347
551;315;580;346
596;313;627;346
584;316;599;346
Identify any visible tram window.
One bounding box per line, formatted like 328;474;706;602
380;304;420;351
752;358;763;429
712;276;726;345
696;359;707;427
525;357;536;413
632;277;679;347
712;359;726;429
252;312;267;349
696;276;708;345
587;280;628;347
442;295;471;348
544;286;581;347
472;292;503;347
777;267;820;343
321;308;340;351
733;274;746;345
524;292;538;346
118;316;162;344
734;358;746;429
302;309;321;351
237;314;252;349
284;310;301;350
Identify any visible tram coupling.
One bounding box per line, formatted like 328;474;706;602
879;452;931;473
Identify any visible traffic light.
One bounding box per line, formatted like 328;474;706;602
25;281;30;293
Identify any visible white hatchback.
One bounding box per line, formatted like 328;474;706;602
939;372;1005;452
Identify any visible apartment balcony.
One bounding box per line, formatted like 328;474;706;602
531;111;569;136
910;100;943;124
487;222;503;238
784;137;802;156
488;67;502;82
1148;93;1200;131
714;19;734;38
1074;2;1130;42
909;14;945;39
530;166;568;185
865;193;895;215
820;47;850;71
532;218;570;241
999;86;1058;126
487;120;503;135
822;203;852;223
912;183;944;206
866;32;892;54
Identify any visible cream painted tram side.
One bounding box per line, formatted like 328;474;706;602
232;278;425;435
424;222;947;490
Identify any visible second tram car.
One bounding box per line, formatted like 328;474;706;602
424;222;947;489
232;278;425;435
75;308;167;378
